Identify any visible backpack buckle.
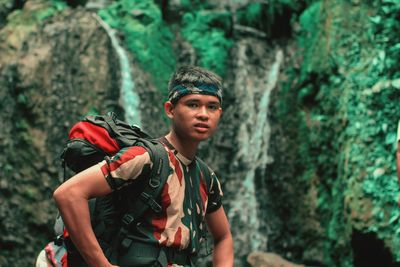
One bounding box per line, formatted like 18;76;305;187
54;235;64;246
140;192;162;214
149;177;160;188
122;214;135;226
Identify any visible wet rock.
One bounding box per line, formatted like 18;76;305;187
0;5;120;266
247;252;305;267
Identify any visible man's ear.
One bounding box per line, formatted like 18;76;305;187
164;101;174;119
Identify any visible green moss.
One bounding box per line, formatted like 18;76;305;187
297;1;325;78
4;164;13;177
16;93;28;105
84;107;100;116
179;0;209;10
99;0;176;96
6;0;66;26
236;3;263;28
22;187;40;201
181;11;233;77
305;1;399;265
273;0;400;265
369;0;400;78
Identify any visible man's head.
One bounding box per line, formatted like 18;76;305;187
165;66;223;143
167;66;222;105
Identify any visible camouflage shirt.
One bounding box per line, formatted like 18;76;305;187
99;138;223;256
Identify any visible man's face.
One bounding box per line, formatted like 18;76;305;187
166;94;222;142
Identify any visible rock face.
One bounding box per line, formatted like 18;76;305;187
0;5;120;266
0;0;21;27
266;1;400;266
247;252;305;267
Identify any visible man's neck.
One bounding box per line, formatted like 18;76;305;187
165;132;199;160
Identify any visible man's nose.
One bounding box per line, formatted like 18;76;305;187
196;106;209;119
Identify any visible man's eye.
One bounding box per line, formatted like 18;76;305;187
208;105;219;111
188;103;199;108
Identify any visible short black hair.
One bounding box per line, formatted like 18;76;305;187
168;66;222;93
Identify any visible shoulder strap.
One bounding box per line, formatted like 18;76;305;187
117;139;172;249
128;139;171;217
194;158;215;257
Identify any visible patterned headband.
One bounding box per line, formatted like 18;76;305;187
168;82;222;104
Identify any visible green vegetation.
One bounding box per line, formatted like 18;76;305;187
236;3;263;28
273;0;400;265
99;0;176;96
369;0;400;79
181;10;233;77
99;0;235;90
85;107;100;117
6;0;66;25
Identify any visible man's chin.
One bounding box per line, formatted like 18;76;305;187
190;132;212;142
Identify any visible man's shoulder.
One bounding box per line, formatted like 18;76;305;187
119;145;150;155
120;142;166;159
111;145;153;167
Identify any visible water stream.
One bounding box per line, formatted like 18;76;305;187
94;14;141;126
228;45;283;253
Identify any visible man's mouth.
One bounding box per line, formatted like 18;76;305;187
194;123;210;132
194;123;209;129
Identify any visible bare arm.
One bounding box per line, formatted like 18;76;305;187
397;142;400;207
205;206;234;267
53;164;116;267
397;120;400;206
397;142;400;184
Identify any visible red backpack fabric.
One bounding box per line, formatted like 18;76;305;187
43;112;171;266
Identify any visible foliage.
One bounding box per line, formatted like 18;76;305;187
235;3;263;29
369;0;400;78
234;0;316;38
271;0;400;265
179;0;210;10
99;0;176;96
6;0;66;25
297;1;330;79
180;10;233;77
85;107;100;116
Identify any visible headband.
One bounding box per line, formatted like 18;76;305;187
168;82;222;104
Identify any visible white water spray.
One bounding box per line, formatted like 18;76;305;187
228;46;283;252
94;14;141;126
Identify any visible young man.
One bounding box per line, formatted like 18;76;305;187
53;66;234;267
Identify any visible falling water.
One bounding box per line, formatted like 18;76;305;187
228;44;283;254
244;49;283;251
94;14;141;126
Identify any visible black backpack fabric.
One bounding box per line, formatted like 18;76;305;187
58;112;172;265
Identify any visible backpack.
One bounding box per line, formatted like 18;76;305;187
54;112;172;266
43;112;213;266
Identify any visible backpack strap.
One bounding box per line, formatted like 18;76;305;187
123;139;172;219
101;112;137;145
194;157;214;257
84;112;150;148
109;139;172;262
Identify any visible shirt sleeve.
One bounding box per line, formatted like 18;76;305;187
99;146;152;190
206;171;223;214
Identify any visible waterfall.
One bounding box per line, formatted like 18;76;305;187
228;42;283;254
94;14;141;126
